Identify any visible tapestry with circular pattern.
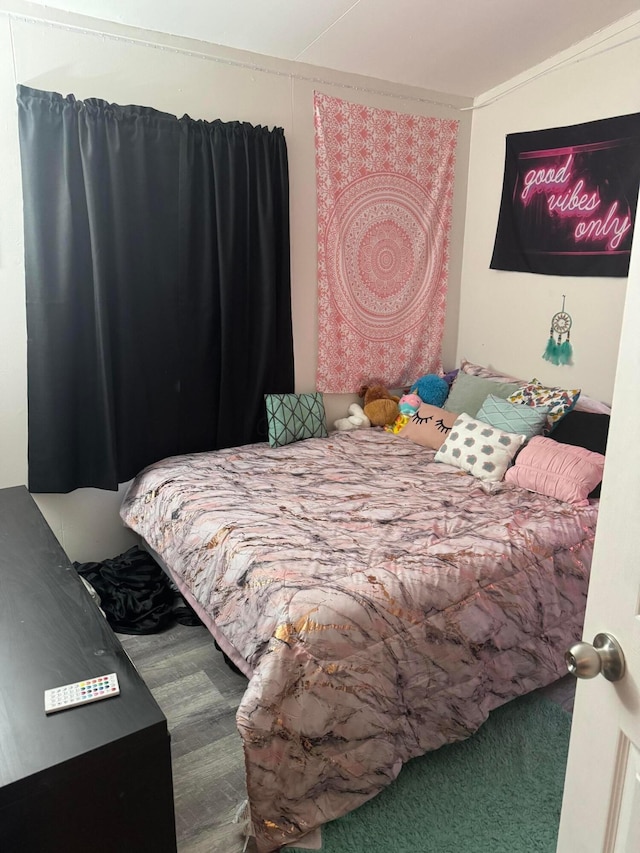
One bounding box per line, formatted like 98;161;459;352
314;92;459;393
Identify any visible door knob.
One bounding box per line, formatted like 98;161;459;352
565;632;625;682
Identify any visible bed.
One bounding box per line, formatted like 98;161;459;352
120;414;599;852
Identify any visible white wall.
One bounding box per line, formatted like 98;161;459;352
458;13;640;404
0;1;471;560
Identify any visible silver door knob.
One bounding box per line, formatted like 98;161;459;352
565;632;625;682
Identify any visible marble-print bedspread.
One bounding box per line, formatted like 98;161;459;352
121;429;597;851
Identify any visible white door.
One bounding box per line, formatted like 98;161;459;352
556;226;640;851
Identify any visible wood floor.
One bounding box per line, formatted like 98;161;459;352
119;623;576;853
119;623;253;853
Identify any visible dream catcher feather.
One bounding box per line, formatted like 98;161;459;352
543;295;573;366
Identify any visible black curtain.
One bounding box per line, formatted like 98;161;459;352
17;85;293;493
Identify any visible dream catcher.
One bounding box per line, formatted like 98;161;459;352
543;295;573;366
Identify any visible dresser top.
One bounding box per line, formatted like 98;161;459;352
0;486;168;795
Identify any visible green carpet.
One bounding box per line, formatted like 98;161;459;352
290;693;571;853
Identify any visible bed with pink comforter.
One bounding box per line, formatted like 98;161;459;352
120;428;596;852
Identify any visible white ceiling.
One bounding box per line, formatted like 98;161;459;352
21;0;640;97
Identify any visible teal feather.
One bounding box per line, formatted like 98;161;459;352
542;335;559;365
558;338;573;365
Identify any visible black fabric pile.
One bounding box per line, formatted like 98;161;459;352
74;546;202;634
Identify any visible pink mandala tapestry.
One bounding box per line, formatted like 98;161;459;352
314;92;459;392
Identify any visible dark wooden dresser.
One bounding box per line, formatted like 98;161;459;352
0;486;177;852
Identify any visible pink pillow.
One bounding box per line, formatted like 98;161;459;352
397;403;459;450
460;358;611;414
504;436;605;505
574;394;611;415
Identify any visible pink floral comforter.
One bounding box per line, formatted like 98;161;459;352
120;429;596;851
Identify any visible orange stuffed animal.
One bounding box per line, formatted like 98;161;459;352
358;384;400;427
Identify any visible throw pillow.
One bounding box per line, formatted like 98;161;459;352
397;404;459;450
506;379;580;433
550;410;610;454
264;393;328;448
504;436;605;505
476;395;550;440
434;413;526;482
548;411;610;497
574;394;611;415
443;372;520;418
460;359;524;385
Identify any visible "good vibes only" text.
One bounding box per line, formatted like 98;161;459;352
520;154;631;251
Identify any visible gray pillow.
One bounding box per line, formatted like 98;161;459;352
443;372;519;418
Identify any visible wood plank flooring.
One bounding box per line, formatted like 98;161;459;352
119;624;253;853
119;623;576;853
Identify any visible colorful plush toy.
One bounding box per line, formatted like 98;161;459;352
398;393;422;415
410;373;449;408
334;403;371;432
358;384;400;427
385;393;422;434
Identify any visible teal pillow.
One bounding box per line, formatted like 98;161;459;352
443;372;519;418
476;394;550;440
265;393;328;447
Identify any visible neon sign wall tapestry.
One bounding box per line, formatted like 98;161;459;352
490;112;640;277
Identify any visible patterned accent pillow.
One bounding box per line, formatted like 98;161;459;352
434;413;526;482
476;395;550;440
397;404;459;450
506;379;581;433
443;372;520;418
505;436;605;505
574;394;612;415
264;393;328;447
460;359;523;384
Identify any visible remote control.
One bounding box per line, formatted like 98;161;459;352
44;673;120;714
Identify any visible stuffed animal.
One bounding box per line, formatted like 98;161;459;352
398;393;422;416
385;393;422;434
410;374;449;408
358;384;400;427
334;403;371;432
442;368;459;387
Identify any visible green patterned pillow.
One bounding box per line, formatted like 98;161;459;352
476;395;550;440
265;393;328;447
